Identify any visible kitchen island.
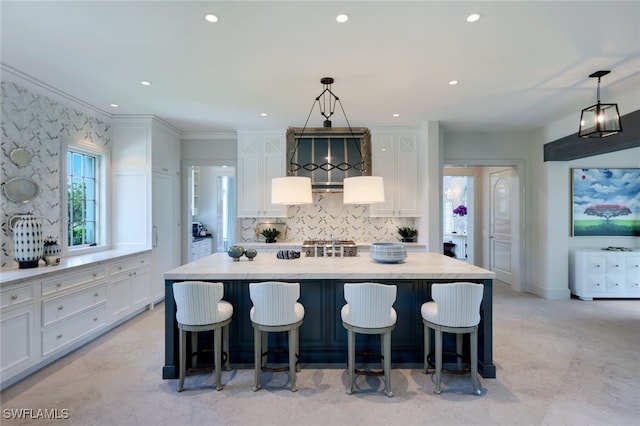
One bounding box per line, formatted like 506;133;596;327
163;252;496;379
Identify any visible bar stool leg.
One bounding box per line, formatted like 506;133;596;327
456;333;463;371
178;328;186;392
214;327;223;391
434;327;443;394
383;331;393;397
223;325;230;370
423;323;431;373
471;328;481;395
253;326;261;391
347;328;355;395
289;327;298;392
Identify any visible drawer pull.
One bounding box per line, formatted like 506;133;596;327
132;272;136;276
57;283;62;288
56;334;63;339
11;294;18;300
93;317;98;321
58;305;64;310
94;293;99;297
93;273;97;278
118;266;122;270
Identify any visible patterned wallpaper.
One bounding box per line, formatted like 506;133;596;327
240;192;415;243
1;81;110;267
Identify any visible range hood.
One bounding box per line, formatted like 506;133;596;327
286;127;372;192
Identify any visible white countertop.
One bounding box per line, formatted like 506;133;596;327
165;252;494;281
1;248;152;287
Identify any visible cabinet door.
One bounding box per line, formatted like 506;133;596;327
371;133;419;217
153;173;179;302
262;135;286;217
237;134;262;217
113;172;149;248
1;303;37;378
110;274;131;322
237;133;286;217
370;135;396;216
395;135;419;216
131;267;151;309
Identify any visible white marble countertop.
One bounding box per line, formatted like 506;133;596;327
165;252;494;281
1;248;152;287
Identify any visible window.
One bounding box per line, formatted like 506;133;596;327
66;146;105;249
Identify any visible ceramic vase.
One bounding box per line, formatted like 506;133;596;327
12;213;44;269
43;236;62;266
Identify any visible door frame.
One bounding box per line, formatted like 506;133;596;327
181;160;236;264
442;159;526;293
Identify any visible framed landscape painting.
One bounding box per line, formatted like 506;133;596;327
571;168;640;237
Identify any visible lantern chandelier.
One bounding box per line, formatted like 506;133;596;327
272;77;384;205
578;70;622;138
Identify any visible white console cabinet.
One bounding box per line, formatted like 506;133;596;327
569;249;640;300
0;250;152;390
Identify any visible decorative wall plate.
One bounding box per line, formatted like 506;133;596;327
9;148;33;167
2;176;40;204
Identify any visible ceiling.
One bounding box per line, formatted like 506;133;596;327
2;1;639;135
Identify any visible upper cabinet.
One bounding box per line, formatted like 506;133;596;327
151;121;180;175
237;131;286;218
370;130;420;217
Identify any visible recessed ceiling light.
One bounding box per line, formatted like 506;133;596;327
466;13;481;23
392;113;400;117
449;80;459;86
141;81;151;86
336;13;349;23
205;14;218;23
260;113;268;117
110;103;119;108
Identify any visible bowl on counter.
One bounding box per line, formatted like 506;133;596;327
369;242;407;264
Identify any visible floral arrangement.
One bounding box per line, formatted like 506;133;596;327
453;204;467;216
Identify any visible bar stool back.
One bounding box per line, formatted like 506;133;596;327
421;282;484;395
173;281;233;391
341;282;397;397
249;281;305;392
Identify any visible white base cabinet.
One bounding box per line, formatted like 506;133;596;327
0;252;152;390
1;282;38;384
569;249;640;300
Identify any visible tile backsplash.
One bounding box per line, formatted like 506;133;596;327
1;81;110;267
241;192;415;243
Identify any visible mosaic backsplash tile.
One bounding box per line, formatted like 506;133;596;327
1;81;110;267
241;192;415;243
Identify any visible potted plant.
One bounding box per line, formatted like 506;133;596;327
397;227;418;243
260;228;281;243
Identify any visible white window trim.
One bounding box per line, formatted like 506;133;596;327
63;140;110;255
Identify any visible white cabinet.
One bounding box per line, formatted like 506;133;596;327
237;131;286;217
190;238;213;261
112;117;181;305
109;255;151;322
569;250;640;300
152;120;180;175
370;131;420;217
41;266;108;357
1;282;39;382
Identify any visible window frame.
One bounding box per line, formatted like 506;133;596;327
63;141;110;254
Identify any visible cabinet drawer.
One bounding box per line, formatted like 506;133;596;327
1;284;35;309
42;304;107;356
42;283;107;327
110;256;150;276
42;268;107;296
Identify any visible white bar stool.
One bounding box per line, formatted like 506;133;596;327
249;281;305;392
341;282;397;397
421;282;484;395
173;281;233;392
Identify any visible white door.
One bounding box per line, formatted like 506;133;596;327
490;168;520;288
